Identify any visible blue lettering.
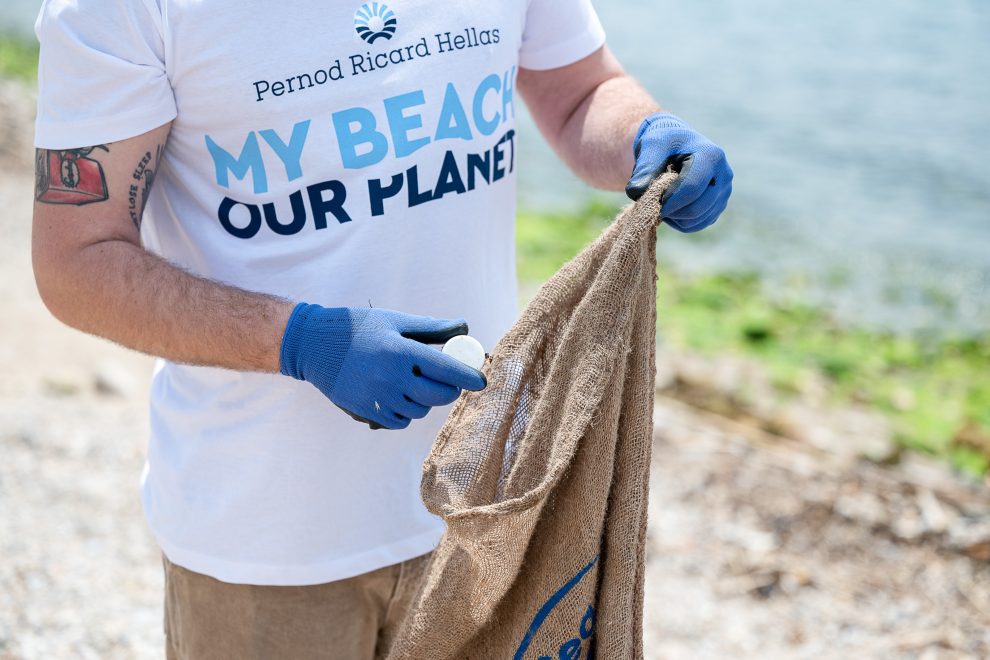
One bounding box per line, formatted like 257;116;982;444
504;129;516;173
307;180;352;228
332;107;389;169
579;605;594;640
473;74;501;137
259;120;310;183
514;556;599;660
217;197;262;239
369;174;405;216
433;150;466;199
435;83;473;142
384;90;431;158
558;639;581;660
467;151;490;190
493;138;507;182
262;190;307;236
206;133;268;194
502;66;516;122
406;165;434;207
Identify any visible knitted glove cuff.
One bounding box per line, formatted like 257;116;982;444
279;303;364;392
635;112;690;146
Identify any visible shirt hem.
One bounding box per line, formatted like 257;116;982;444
34;103;177;149
152;526;445;586
518;24;607;71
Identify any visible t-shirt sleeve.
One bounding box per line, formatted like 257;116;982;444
34;0;177;149
517;0;607;71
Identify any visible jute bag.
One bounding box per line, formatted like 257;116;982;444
388;174;677;660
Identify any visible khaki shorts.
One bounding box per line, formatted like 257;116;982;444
162;553;429;660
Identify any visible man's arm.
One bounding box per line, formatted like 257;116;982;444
32;123;294;372
517;46;659;191
32;123;484;429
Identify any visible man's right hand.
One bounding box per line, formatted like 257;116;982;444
278;304;487;430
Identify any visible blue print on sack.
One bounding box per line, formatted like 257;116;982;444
354;3;397;44
515;555;599;660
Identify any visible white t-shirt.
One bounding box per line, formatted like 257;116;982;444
34;0;605;586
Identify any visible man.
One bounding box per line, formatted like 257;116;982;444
32;0;731;657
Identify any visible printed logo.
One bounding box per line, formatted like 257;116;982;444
514;555;599;659
354;3;397;44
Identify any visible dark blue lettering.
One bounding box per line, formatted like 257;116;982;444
493;129;517;182
505;129;516;173
558;639;581;660
433;151;466;199
253;80;269;102
467;152;490;190
369;174;404;216
435;31;453;53
514;556;599;660
493;140;506;182
218;197;262;239
307;180;352;229
263;190;307;236
406;165;434;207
579;605;594;640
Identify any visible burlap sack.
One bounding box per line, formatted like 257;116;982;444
388;174;677;660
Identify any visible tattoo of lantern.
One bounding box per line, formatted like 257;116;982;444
36;145;110;206
59;146;108;188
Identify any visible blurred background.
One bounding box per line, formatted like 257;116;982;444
1;1;988;658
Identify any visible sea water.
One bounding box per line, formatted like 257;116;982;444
518;0;990;336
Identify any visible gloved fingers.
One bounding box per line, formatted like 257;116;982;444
660;146;731;217
664;192;731;233
393;312;469;344
662;182;732;233
625;159;659;202
367;402;410;430
393;394;431;420
387;413;412;430
625;113;692;201
626;150;693;202
408;341;487;392
405;371;462;407
337;401;409;431
336;404;386;430
664;171;720;221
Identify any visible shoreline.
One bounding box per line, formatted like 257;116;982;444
518;203;990;479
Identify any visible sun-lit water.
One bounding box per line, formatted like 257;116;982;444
4;0;988;334
518;0;990;336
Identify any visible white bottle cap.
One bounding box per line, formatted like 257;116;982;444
442;335;486;371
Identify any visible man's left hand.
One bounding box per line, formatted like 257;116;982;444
625;112;733;233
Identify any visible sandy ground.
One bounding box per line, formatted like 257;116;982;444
2;79;988;659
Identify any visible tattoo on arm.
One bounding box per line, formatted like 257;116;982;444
35;145;110;206
128;144;162;229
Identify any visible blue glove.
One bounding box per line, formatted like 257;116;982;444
279;303;487;430
625;112;733;233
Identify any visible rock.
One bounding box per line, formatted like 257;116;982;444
916;488;950;534
952;422;990;457
93;363;137;398
963;540;990;562
43;376;82;397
